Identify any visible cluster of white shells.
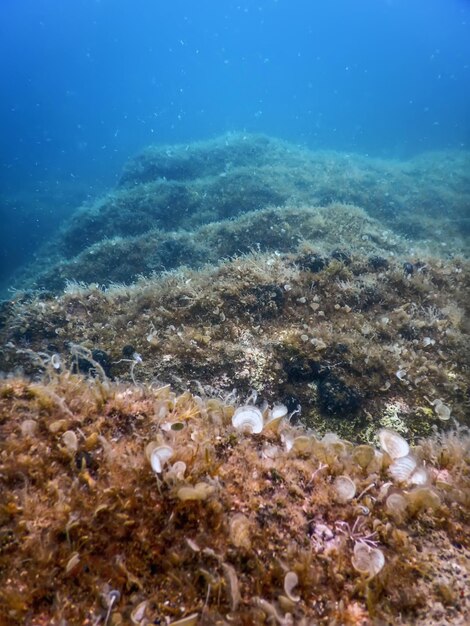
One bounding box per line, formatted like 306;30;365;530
327;429;442;577
231;403;288;434
141;395;444;586
377;429;441;519
379;428;428;485
145;438;217;501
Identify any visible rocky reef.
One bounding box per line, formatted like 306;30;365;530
9;134;470;292
0;134;469;624
1;248;468;442
0;375;468;625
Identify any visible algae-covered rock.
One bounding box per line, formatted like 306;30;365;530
0;376;468;625
0;133;469;626
1;248;468;442
10;133;470;293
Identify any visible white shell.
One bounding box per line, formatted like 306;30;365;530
284;571;300;602
62;430;78;453
377;481;393;502
405;487;441;512
334;475;356;503
389;454;416;482
433;399;451;421
186;538;200;552
352;444;375;469
378;429;409;459
229;513;251;550
351;542;385;578
322;433;348;456
385;493;408;518
271;404;288;420
149;445;174;474
232;405;263;434
65;552;81;574
21;419;38;437
171;461;187;480
367;450;385;474
322;432;341;445
264;404;288;431
281;432;294;452
130;600;148;624
292;436;312;454
261;444;280;460
164;461;187;484
409;466;428;486
177;482;215;501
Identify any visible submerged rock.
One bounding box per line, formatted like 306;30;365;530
0;377;468;625
9;133;470;292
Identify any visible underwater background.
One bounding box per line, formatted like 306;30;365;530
0;2;470;625
1;0;469;292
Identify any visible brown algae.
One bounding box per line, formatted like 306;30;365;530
0;374;468;625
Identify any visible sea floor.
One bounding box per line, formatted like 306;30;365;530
0;134;469;624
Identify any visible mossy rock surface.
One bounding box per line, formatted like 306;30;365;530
1;134;469;625
0;375;468;625
1;249;468;442
10;133;470;293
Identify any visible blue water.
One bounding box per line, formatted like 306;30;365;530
1;0;469;286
